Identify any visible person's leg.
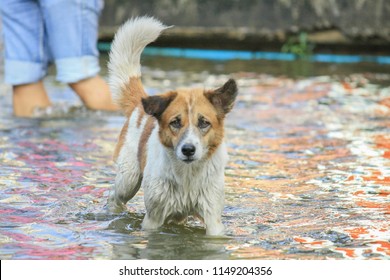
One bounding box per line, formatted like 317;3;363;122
40;0;117;111
0;0;51;117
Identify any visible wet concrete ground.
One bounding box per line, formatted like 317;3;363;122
0;57;389;259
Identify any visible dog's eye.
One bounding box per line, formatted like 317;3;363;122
169;118;181;129
198;117;211;130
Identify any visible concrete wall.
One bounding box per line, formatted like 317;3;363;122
99;0;390;53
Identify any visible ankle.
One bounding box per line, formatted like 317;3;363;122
13;82;51;117
69;76;118;111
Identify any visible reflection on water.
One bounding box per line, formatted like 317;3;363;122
0;56;389;259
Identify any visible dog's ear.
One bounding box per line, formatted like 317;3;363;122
205;79;238;115
142;92;177;119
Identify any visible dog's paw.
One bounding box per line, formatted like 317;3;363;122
141;214;163;231
206;222;225;236
105;198;128;214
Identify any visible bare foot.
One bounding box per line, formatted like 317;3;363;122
69;76;119;111
13;81;52;117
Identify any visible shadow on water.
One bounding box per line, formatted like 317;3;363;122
1;55;389;259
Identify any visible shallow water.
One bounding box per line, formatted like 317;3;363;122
0;56;389;259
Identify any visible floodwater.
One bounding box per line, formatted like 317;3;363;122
0;55;389;260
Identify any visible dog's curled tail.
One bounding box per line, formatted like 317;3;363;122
108;16;169;104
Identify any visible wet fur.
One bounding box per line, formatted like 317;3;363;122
107;17;237;235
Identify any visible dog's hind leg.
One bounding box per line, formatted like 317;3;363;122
108;109;146;213
108;165;142;213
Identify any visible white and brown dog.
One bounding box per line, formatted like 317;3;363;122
107;17;237;235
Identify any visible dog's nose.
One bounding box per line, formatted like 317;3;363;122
182;144;196;157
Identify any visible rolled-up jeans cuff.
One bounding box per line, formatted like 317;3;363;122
55;55;100;83
4;60;47;85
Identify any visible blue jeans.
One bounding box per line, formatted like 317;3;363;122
0;0;103;85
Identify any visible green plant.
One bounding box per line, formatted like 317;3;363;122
281;32;314;58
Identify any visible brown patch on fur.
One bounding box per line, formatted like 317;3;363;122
113;77;148;161
113;117;129;162
117;77;148;117
137;117;156;172
203;121;225;158
136;109;145;128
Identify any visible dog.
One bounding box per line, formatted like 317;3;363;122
107;16;238;235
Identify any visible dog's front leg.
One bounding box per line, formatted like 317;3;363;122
141;178;172;231
203;212;225;236
142;213;165;231
198;187;225;236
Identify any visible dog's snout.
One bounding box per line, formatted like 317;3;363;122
182;144;196;157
